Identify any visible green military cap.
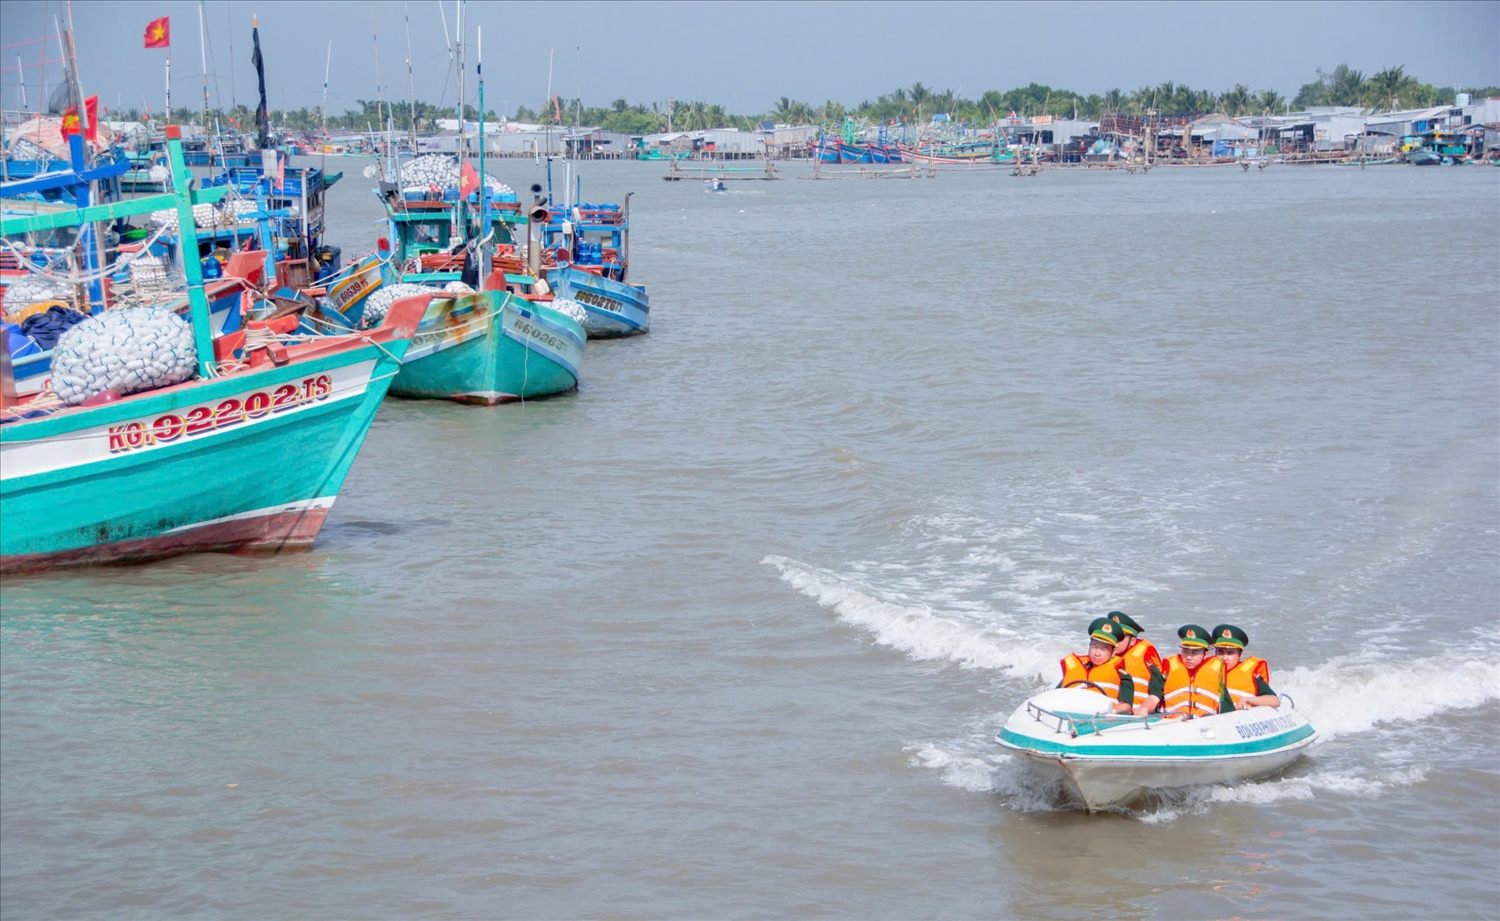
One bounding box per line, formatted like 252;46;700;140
1088;617;1120;644
1210;624;1249;649
1108;610;1143;636
1177;624;1211;648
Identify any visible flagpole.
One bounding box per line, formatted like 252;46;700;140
166;46;173;124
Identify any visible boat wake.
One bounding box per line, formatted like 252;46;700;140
766;553;1499;817
761;554;1065;680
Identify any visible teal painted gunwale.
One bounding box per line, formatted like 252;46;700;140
997;722;1316;758
1;342;409;558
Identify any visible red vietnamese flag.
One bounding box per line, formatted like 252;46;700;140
61;96;100;143
83;96;99;142
144;17;170;49
458;160;480;199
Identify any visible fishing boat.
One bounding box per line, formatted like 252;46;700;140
329;153;584;402
542;195;649;339
996;687;1317;811
1;125;425;573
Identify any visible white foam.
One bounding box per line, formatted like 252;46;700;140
1287;656;1500;741
763;555;1062;679
1137;766;1430;824
906;743;998;794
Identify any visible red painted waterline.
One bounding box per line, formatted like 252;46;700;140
0;507;329;575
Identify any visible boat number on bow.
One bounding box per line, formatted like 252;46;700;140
571;289;624;314
107;374;333;454
513;317;571;354
1235;714;1296;739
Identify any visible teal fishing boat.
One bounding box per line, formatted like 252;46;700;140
387;289;583;403
1;125;425;573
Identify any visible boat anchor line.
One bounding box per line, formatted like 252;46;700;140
0;360;380;480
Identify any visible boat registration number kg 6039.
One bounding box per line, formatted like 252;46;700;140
107;374;332;454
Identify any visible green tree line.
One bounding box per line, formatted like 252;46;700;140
107;64;1497;132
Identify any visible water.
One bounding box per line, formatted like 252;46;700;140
3;161;1498;918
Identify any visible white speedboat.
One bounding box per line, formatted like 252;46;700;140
996;687;1316;811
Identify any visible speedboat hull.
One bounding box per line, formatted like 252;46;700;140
996;688;1316;811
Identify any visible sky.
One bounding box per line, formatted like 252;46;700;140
2;0;1497;118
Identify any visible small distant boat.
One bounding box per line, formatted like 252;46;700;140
1406;149;1441;166
996;687;1317;811
705;177;727;192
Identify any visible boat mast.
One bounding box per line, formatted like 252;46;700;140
477;24;487;278
369;0;386;173
404;0;418;153
59;1;108;308
320;41;331;175
198;0;210;129
455;0;466;242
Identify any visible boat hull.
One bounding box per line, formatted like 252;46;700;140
0;305;422;574
547;267;650;338
996;688;1317;811
388;290;584;403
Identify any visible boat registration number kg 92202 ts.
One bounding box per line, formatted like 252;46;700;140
108;374;334;454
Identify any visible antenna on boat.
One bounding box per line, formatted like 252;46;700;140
197;0;210;128
370;0;387;175
404;0;418;152
321;41;331;174
227;1;237;110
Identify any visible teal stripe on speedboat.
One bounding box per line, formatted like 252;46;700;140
997;723;1316;758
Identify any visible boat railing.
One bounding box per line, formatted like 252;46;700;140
1025;701;1163;738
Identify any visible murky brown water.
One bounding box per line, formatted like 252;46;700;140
3;159;1497;918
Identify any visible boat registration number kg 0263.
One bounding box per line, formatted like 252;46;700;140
571;289;624;314
106;374;333;454
511;317;572;355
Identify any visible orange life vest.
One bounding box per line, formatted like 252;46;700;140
1160;654;1226;717
1059;653;1128;702
1224;656;1271;708
1120;639;1162;702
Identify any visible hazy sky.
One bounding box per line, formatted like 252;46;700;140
3;1;1497;117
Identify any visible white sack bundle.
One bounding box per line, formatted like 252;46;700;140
5;274;72;312
548;297;587;326
398;154;511;195
443;281;475;294
51;306;198;405
359;282;432;329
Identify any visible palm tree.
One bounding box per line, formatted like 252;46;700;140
1365;65;1411;111
1103;88;1124;112
1329;64;1367;107
1220;84;1251;116
1255;89;1286;114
